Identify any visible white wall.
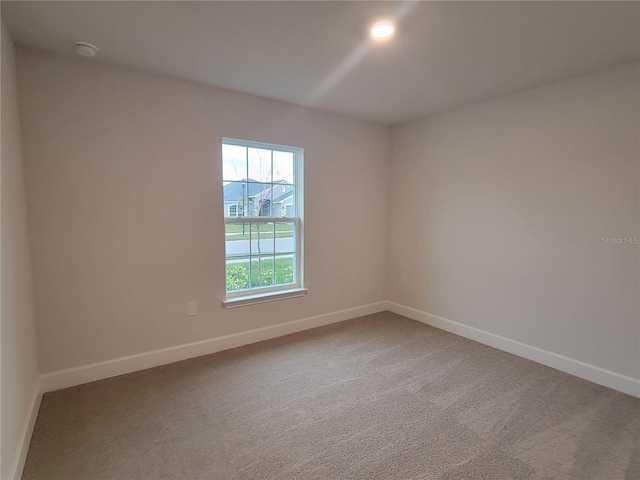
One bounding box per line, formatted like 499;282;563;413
1;21;40;480
16;47;390;374
388;63;640;380
11;44;639;387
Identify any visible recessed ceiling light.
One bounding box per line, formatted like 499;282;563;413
75;42;99;57
370;23;395;40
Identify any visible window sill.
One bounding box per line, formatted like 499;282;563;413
222;288;308;309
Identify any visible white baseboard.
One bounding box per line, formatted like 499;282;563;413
39;301;387;394
8;380;42;480
386;301;640;398
21;298;637;478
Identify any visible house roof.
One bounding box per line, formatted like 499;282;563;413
223;180;293;203
252;183;294;204
223;180;266;202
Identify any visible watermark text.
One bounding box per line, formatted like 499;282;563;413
602;236;639;245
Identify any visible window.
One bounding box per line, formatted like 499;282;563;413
222;138;305;306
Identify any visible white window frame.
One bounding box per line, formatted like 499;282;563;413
222;138;306;308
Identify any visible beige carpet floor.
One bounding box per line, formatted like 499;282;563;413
23;312;639;479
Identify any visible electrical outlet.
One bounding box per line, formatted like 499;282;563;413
186;301;197;316
401;276;409;287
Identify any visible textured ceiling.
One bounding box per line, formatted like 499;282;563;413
2;1;639;125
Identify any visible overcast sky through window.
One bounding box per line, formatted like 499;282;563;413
223;144;294;185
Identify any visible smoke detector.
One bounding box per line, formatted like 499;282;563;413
75;42;99;57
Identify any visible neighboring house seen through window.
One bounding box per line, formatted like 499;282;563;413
222;138;304;303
